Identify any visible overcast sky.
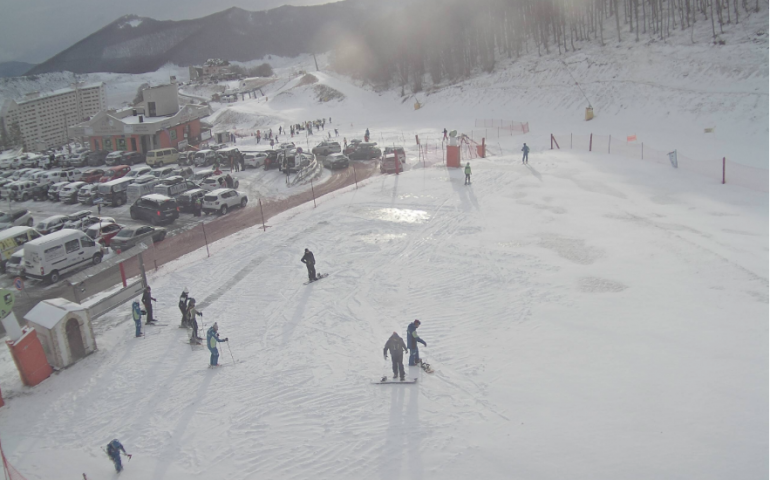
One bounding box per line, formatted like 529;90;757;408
0;0;335;65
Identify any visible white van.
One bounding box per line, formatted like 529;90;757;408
0;226;42;272
23;228;103;283
127;175;160;204
146;148;178;167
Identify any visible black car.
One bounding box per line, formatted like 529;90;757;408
322;153;350;170
110;225;167;251
130;194;180;225
122;151;145;165
177;188;207;213
348;143;381;160
86;150;109;166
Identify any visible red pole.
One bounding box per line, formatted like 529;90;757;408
722;157;726;184
589;133;593;152
481;138;486;158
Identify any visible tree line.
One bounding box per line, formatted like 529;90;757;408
330;0;762;91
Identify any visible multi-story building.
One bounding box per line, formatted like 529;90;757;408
70;82;211;154
0;82;107;152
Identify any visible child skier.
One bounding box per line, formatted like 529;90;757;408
132;301;144;337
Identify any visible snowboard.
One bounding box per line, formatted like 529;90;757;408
304;273;329;285
373;376;417;384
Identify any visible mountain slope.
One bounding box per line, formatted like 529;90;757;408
26;1;386;75
0;61;36;78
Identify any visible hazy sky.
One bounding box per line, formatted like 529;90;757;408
0;0;335;64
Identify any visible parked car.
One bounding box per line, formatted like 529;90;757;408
170;166;194;180
35;214;69;235
0;226;41;273
71;215;115;232
145;148;178;167
380;154;404;174
77;184;100;205
343;139;363;155
0;209;34;230
85;222;123;247
193;150;217;167
86;150;109;166
312;141;342;156
191;169;217;183
63;210;94;230
150;167;175;181
177;151;193;166
47;181;70;201
177;188;207;213
244;152;267;169
153;176;197;198
98;177;133;207
122;151;145;165
129;194;179;225
30;183;50;201
110;225;167;251
11;168;33;181
263;150;281;170
202;188;248;215
323;153;350;170
82;168;106;184
104;151;126;167
124;166;152;181
0;157;14;169
200;175;238;192
348;143;381;160
23;228;103;283
5;249;25;277
67;152;89;168
59;181;87;204
99;165;131;183
6;181;37;201
384;146;406;163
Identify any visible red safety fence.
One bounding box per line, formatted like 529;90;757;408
551;133;768;192
1;437;28;480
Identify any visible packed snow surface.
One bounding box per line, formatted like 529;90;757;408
0;14;767;480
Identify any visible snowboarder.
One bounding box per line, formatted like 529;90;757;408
464;162;472;185
132;301;144;337
384;332;409;381
142;286;157;324
106;439;131;472
301;248;317;282
207;322;228;367
522;143;529;164
187;298;203;344
179;288;190;327
407;319;427;366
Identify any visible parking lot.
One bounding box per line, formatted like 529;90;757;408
0;155;379;319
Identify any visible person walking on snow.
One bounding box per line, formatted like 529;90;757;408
187;298;203;344
301;248;317;282
365;128;370;142
407;319;427;366
384;332;409;381
132;301;144;337
464;162;472;185
522;143;529;164
106;439;131;472
179;288;190;327
142;286;156;324
207;322;228;367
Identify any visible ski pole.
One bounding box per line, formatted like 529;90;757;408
227;340;236;364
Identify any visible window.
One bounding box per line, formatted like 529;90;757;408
169;129;177;140
80;237;95;248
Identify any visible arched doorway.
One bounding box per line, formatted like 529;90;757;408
65;318;86;361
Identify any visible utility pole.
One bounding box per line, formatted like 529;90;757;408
312;53;319;72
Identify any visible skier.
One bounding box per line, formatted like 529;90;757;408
334;128;338;137
443;128;448;141
301;248;317;282
407;319;427;366
179;288;190;327
383;332;409;381
206;322;228;367
106;439;131;472
187;298;203;344
522;143;530;164
132;301;144;337
142;286;157;324
364;128;370;142
464;162;472;185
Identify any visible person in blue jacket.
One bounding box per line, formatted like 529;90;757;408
522;143;530;164
207;322;228;367
106;439;131;472
406;319;427;366
131;301;144;338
